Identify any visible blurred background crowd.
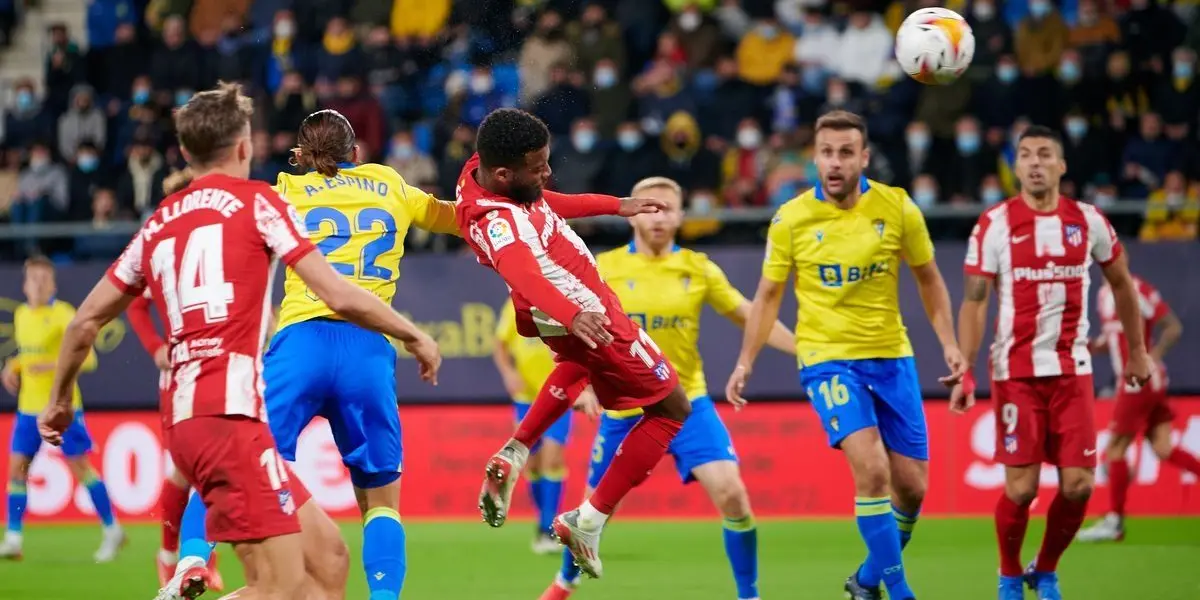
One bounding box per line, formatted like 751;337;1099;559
0;0;1199;260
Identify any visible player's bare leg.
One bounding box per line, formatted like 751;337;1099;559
227;534;309;600
353;481;406;599
532;440;567;554
839;428;915;600
298;498;349;600
554;385;690;579
0;454;32;560
693;460;759;600
995;464;1039;600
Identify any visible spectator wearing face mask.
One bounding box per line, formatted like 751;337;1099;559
602;121;667;197
943;116;998;202
590;58;632;139
67;141;105;221
793;8;839;76
966;0;1012;81
116;135;166;218
532;64;590;137
721;118;769;207
736;17;796;86
519;10;574;105
13;141;69;227
972;54;1023;130
910;174;940;209
817;77;865;119
549;118;609;195
1061;111;1112;193
1070;0;1121;80
1153;48;1200;134
895;121;934;190
3;80;53;152
58;85;107;161
978;174;1006;206
150;17;201;103
660;110;721;191
698;56;764;140
1053;49;1105;125
566;3;627;77
316;18;362;85
270;71;318;134
668;4;723;71
99;23;147;101
1121;0;1186;78
1140;170;1199;241
386;131;438;195
1015;0;1068;79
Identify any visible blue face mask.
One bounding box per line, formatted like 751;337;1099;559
16;90;33;111
391;142;414;160
595;68;617;89
78;154;99;173
573;131;597;152
133;88;150;105
997;64;1018;84
1029;1;1051;18
176;90;192;107
758;25;778;39
1174;62;1194;80
1059;62;1081;83
1066;118;1088;139
957;132;981;154
907;132;930;152
618;131;642;151
800;67;825;93
913;189;936;207
981;187;1004;205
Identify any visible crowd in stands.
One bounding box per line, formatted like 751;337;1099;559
0;0;1198;260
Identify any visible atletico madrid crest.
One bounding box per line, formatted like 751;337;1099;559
1064;224;1083;247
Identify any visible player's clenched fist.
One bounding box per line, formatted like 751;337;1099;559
571;311;613;349
617;197;668;217
1123;348;1153;389
725;365;751;412
405;332;443;386
38;400;73;446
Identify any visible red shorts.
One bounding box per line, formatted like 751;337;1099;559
167;416;311;543
1111;386;1173;436
545;312;679;411
992;375;1097;468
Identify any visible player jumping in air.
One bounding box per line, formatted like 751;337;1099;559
951;125;1151;600
38;82;441;600
457;108;687;579
494;299;594;554
727;110;965;600
540;176;795;600
0;256;125;562
165;108;454;600
1078;274;1194;542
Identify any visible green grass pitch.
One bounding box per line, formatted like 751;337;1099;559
1;518;1198;599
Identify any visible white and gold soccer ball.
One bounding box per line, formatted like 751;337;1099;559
895;7;975;85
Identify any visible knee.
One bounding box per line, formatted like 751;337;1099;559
855;462;892;498
712;477;752;520
1151;438;1174;461
324;538;351;593
67;459;95;482
1061;475;1094;503
1106;435;1132;458
1004;480;1039;506
892;474;927;510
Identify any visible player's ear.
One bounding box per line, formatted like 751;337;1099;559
352;144;361;164
861;143;871;168
179;146;194;165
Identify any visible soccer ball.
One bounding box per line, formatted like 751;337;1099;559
895;8;975;85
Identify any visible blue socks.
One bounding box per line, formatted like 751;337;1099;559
857;502;920;586
537;469;565;535
559;546;582;585
854;496;914;599
528;473;544;529
81;474;115;527
179;490;214;563
6;481;26;533
363;507;407;600
722;515;759;600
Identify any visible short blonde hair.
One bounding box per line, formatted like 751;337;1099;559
174;81;254;167
630;176;683;199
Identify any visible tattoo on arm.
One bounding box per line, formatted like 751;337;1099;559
964;276;990;302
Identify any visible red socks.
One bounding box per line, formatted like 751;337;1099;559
1036;493;1089;572
1166;448;1200;476
588;414;684;514
1108;458;1130;517
514;362;590;449
995;494;1031;577
160;479;190;552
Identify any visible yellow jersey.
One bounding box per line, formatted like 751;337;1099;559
597;243;746;418
275;162;458;330
762;177;935;367
495;300;558;404
11;301;96;414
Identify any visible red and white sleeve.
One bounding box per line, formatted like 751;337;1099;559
127;293;166;355
475;209;583;328
106;231;148;295
1139;279;1170;321
253;188;317;267
541;190;621;219
963;210;1002;278
1083;204;1122;266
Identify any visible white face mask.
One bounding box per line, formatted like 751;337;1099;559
691;194;714;214
470;75;494;94
679;12;701;32
274;20;295;39
973;2;995;20
737;128;762;150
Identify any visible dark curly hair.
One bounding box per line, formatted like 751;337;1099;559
293;109;356;177
476;109;550;170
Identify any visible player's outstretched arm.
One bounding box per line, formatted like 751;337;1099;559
41;278;135;444
952;275;992;414
292;252;442;384
909;260;965;386
1101;253;1151;386
727;277;788;410
541;190;667;219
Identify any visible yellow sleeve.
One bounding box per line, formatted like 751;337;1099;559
495;302;518;346
702;257;746;316
762;211;794;283
900;193;935;267
396;179;460;236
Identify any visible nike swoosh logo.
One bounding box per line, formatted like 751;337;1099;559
1084;449;1098;456
1012;235;1030;244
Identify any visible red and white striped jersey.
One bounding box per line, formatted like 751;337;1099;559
1097;276;1170;390
106;173;316;426
964;196;1122;381
454;154;625;340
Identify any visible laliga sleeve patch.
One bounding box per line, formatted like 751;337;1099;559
487;218;516;250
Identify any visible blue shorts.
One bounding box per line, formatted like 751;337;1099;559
587;396;736;488
799;357;928;460
10;409;93;458
264;319;402;489
513;401;572;454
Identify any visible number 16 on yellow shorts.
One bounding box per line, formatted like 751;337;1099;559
798;357;929;461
